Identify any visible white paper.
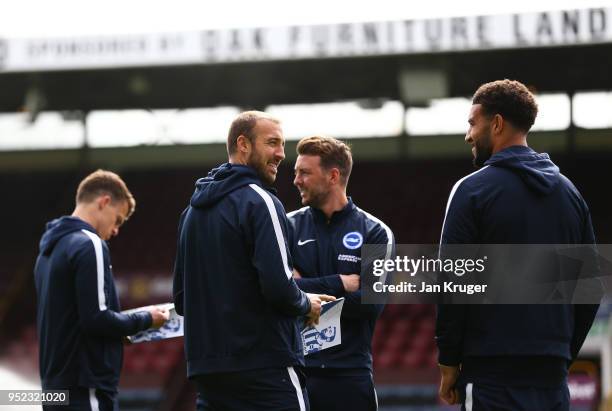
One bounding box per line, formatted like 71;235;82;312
301;298;345;356
123;298;345;352
123;302;183;343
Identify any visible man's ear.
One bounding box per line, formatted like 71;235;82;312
329;168;341;185
492;114;504;135
236;135;252;154
97;195;112;209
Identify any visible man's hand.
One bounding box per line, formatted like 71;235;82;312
305;293;336;327
438;364;460;405
340;274;360;292
293;269;302;279
148;306;170;329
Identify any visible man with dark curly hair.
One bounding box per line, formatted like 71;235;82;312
467;79;539;167
435;80;600;410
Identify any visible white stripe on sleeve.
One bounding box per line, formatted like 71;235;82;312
357;207;394;285
465;382;474;411
81;229;107;311
287;366;306;411
373;373;379;410
439;166;489;245
286;206;308;218
89;388;100;411
249;184;293;279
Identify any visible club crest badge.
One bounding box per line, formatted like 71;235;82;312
342;231;363;250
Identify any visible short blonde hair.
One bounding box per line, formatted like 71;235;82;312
76;169;136;218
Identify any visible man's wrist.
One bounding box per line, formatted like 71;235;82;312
336;274;348;295
437;351;461;367
303;293;312;315
142;311;153;329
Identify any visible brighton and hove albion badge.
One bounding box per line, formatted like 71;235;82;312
342;231;363;250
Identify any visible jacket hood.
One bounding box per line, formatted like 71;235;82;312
484;145;560;195
190;163;263;208
40;216;96;255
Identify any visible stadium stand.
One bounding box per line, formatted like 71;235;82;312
1;152;611;409
2;6;612;409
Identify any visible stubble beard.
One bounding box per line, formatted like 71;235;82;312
248;150;276;186
473;132;493;168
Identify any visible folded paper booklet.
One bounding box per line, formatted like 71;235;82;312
123;298;344;353
301;298;345;356
123;303;183;343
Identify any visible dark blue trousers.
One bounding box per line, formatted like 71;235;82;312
460;381;570;411
195;367;309;411
304;369;377;411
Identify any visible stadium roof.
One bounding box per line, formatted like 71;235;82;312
0;7;611;111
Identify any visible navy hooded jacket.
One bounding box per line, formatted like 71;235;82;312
34;216;152;392
172;163;311;377
436;145;599;385
287;199;395;373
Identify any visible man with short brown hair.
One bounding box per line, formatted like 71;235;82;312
34;169;169;410
288;135;395;411
173;112;334;410
76;169;136;219
226;110;281;157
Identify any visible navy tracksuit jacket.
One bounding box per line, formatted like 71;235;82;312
436;145;600;388
34;217;152;393
287;199;395;373
173;163;311;378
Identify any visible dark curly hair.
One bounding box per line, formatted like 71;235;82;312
472;79;538;132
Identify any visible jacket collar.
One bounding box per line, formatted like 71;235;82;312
311;197;355;224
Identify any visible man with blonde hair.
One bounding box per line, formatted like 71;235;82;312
35;169;169;411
